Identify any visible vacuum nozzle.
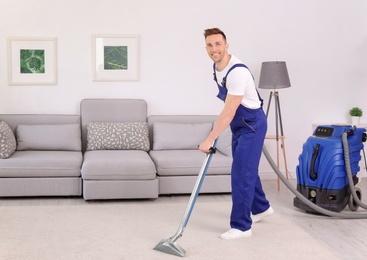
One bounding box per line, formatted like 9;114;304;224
154;239;186;257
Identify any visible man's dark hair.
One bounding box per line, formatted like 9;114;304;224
203;28;227;42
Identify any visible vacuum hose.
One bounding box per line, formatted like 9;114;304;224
262;135;367;218
342;130;367;210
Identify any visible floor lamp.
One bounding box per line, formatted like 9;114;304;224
259;61;291;191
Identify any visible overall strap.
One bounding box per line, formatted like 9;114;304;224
212;63;218;82
213;63;253;87
221;64;251;88
213;63;263;106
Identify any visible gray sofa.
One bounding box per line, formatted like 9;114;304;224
0;114;82;197
0;99;233;199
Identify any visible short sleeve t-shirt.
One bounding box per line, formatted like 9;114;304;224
215;55;261;109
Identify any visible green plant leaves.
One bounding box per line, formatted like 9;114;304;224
104;46;128;70
349;107;363;117
20;49;45;73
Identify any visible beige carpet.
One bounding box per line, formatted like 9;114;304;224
0;200;339;260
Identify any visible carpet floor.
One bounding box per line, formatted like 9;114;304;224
0;199;339;260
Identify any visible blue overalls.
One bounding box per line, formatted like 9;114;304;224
214;63;270;231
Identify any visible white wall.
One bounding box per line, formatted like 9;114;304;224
1;0;367;177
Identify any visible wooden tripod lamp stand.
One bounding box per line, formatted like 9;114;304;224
259;61;291;191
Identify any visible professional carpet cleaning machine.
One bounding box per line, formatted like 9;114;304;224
154;125;367;257
294;125;367;213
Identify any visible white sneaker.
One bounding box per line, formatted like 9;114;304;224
251;206;274;223
219;228;252;240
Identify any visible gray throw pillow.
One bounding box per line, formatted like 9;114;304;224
87;122;150;151
0;121;17;159
16;124;82;151
153;122;213;150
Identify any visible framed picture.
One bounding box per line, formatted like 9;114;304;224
7;37;57;85
92;34;139;81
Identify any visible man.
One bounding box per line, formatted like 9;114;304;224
199;28;273;239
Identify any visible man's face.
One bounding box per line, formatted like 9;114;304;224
205;34;228;63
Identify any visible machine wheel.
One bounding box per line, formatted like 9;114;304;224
348;187;362;211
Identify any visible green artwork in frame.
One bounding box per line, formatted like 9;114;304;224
20;49;45;73
104;46;128;70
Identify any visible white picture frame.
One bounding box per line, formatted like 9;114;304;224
7;37;57;85
92;34;139;81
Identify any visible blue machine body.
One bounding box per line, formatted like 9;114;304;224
294;125;366;212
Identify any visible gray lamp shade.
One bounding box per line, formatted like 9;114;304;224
258;61;291;89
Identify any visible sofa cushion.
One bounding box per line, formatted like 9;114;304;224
153;122;212;150
0;121;17;159
149;150;232;176
81;150;156;180
0;150;82;177
86;122;150;151
216;126;232;157
16;124;81;151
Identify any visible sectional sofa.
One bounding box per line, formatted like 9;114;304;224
0;99;232;200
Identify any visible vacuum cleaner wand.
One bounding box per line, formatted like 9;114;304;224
154;140;218;257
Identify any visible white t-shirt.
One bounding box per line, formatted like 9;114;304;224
215;55;261;109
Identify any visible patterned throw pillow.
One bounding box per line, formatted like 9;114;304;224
87;122;150;151
0;121;17;159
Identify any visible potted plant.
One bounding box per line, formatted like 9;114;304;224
349;107;363;126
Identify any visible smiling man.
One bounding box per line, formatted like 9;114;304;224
199;28;273;239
